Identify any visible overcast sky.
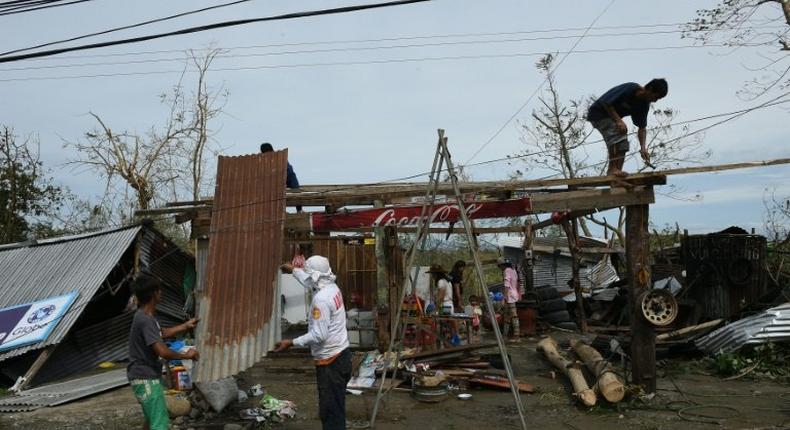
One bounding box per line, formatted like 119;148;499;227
1;0;788;235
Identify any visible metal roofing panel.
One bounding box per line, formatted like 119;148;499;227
696;303;790;353
0;226;141;361
193;151;287;382
0;368;127;413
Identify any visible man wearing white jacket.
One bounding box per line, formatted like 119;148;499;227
276;255;351;430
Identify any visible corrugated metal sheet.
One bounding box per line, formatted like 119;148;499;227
193;152;287;383
29;311;133;385
0;226;142;361
696;303;790;354
0;368;127;412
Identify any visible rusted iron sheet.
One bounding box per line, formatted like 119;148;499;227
310;197;533;231
193;152;287;383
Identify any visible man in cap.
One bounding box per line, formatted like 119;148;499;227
276;256;350;430
498;257;521;341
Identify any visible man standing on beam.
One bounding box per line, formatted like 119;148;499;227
587;79;668;177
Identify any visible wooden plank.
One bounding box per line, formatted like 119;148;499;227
529;186;654;213
155;157;790;211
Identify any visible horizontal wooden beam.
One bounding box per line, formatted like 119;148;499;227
150;157;789;214
530;186;654;214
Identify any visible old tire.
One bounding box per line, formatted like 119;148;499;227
536;286;560;301
539;297;567;313
543;309;572;324
553;321;579;331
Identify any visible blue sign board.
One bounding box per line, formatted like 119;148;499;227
0;292;78;352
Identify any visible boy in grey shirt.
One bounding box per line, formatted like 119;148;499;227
127;273;199;430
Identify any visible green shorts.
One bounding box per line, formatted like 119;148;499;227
130;378;169;430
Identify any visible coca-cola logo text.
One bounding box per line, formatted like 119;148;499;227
372;203;483;227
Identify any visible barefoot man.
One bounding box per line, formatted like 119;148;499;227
587;79;668;177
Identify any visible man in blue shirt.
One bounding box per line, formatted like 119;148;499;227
260;142;300;189
587;79;668;177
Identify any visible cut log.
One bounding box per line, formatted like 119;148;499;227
570;339;625;403
537;336;596;406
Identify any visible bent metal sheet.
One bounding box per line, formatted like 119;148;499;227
0;292;78;352
309;197;533;231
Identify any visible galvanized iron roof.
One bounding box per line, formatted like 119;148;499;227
696;303;790;354
193;151;287;382
0;368;127;412
0;226;142;361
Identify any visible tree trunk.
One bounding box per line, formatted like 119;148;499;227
537;336;596;406
569;339;625;403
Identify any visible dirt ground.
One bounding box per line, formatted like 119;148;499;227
3;331;790;430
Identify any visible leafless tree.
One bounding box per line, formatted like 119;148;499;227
683;0;790;100
65;48;227;226
515;54;710;245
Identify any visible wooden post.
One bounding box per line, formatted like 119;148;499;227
564;218;588;332
374;200;391;351
626;203;655;393
14;346;55;391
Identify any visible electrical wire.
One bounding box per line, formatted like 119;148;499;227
0;0;257;56
9;20;782;63
3;27;783;73
0;0;433;63
0;0;93;16
0;43;770;82
464;0;616;164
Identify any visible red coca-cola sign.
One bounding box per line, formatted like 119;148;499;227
309;197;533;231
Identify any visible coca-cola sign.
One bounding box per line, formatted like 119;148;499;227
310;197;533;231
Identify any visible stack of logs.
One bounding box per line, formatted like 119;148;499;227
537;336;625;407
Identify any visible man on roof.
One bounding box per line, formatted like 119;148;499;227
587;79;668;177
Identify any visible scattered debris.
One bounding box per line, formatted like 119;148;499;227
696;303;790;354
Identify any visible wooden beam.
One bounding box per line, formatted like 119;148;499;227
154;156;790;212
626;203;656;393
15;346;55;392
530;186;654;213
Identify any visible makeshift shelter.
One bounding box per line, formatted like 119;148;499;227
0;223;193;392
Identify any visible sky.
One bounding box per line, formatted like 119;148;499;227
1;0;788;235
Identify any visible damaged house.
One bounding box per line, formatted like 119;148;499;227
0;223;192;411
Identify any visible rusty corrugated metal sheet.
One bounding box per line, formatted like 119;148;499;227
193;152;286;383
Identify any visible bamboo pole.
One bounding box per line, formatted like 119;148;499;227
537;336;596;407
569;339;625;403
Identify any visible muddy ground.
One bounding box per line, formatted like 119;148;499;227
3;331;790;429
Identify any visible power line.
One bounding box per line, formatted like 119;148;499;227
0;43;768;82
0;0;433;63
464;0;617;164
5;27;780;73
10;22;783;64
0;0;256;56
0;0;93;16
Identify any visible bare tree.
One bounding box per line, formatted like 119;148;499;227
683;0;790;99
515;54;710;244
66;48;227;225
